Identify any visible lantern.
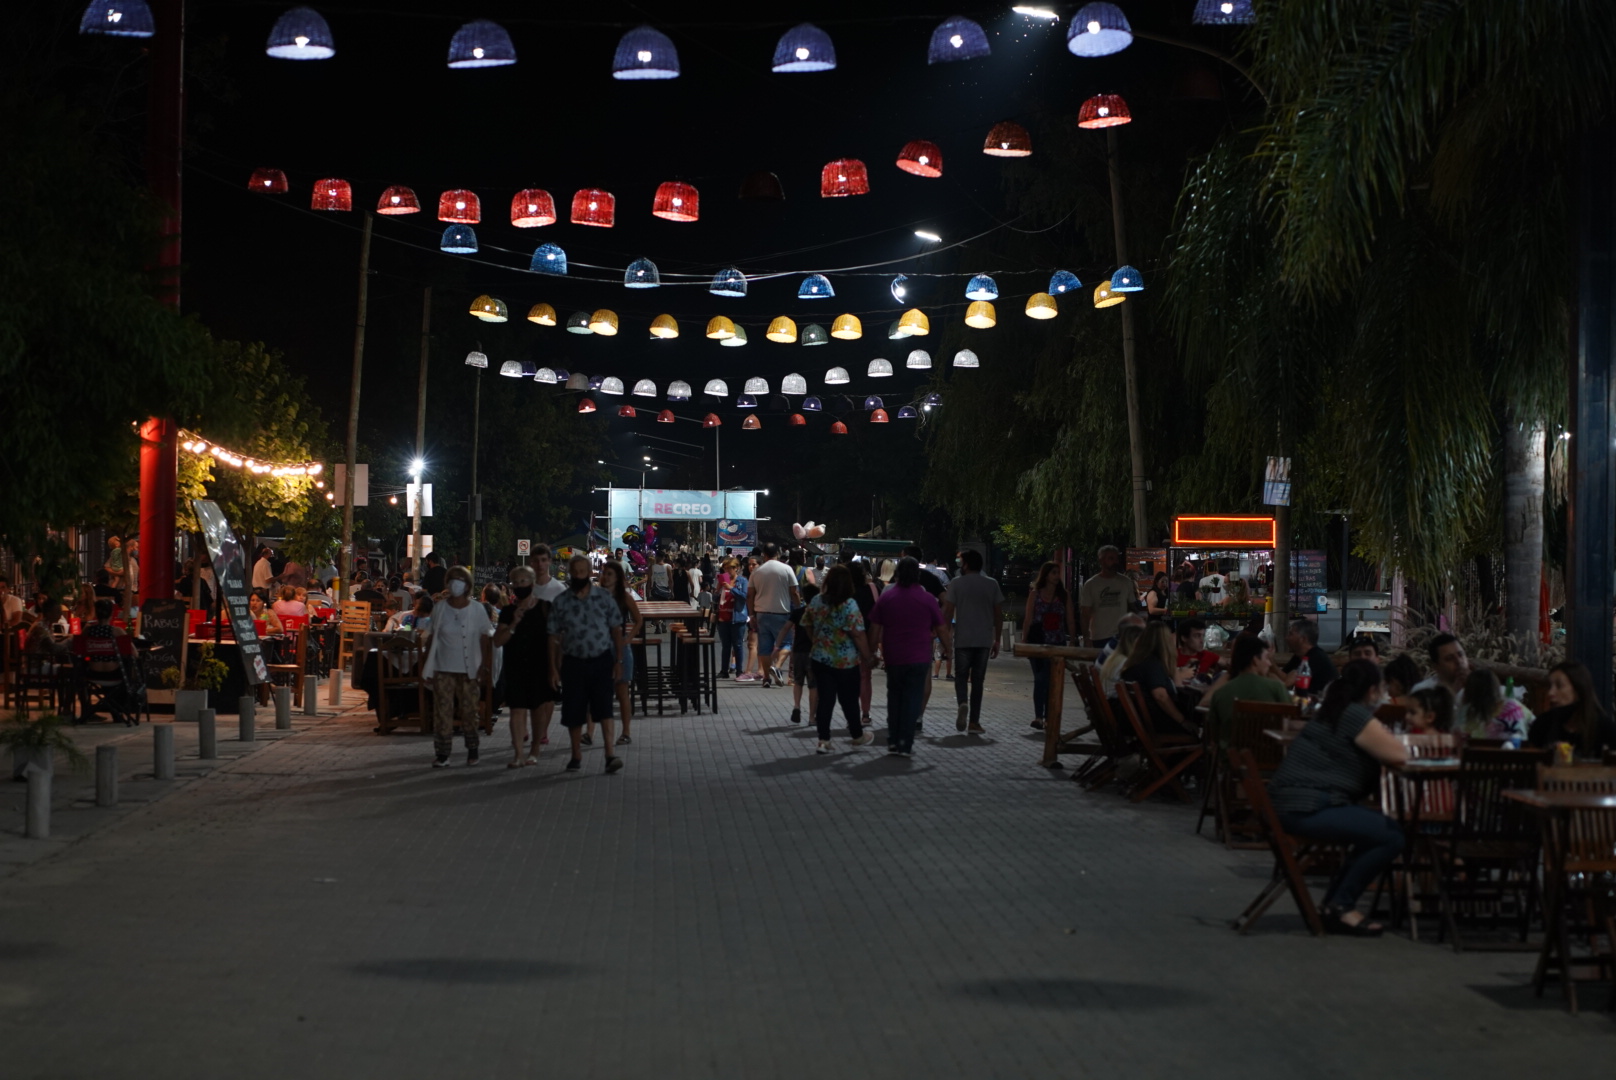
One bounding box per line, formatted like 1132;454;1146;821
830;421;848;435
1193;0;1255;24
1078;93;1132;129
249;167;289;194
79;0;155;37
553;368;571;383
928;17;990;63
906;349;932;369
667;381;692;400
633;379;657;397
578;399;597;414
870;408;890;424
721;326;749;347
1049;270;1082;294
440;226;477;254
566;311;594;334
773;23;836;72
571;188;616;227
1093;279;1125;308
736;394;757;409
803;396;823;412
742;415;761;430
652;181;700;222
739;171;785;201
899;309;930;336
588;310;620;335
965;274;999;301
766;317;798;344
863;395;884;411
824;367;850;386
789;414;806;427
781;373;808;395
613;25;680;79
1067;3;1132;57
448;19;517;68
801;324;829;346
798;274;834;299
438;190;480;223
311;179;352;211
953;349;980;368
534;367;558;384
702;414;722;429
890;274;910;301
657;409;676;423
983;121;1032;158
588;375;605;391
464;351;488;368
896;140;943;178
821;159;870;197
470;295;507;322
711;268;747;297
617;405;637;418
265;7;334;59
601;377;625;396
499;360;524;377
649;314;679;339
896;406;919;419
830;314;863;341
703;379;728;397
744;377;770;394
965;301;997;328
511;189;556;227
887;320;912;341
377;185;419;214
1111;264;1145;292
625;258;660;288
867;360;892;378
527;303;557;326
705;316;736;340
1025;292;1059;319
531;244;567;275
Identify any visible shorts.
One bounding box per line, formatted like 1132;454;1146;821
791;650;815;688
619;640;636;685
560;651;616;728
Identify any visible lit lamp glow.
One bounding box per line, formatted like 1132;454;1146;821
588;309;620;335
821;159;870;197
649;314;680;339
773;23;837;72
612;25;680;79
448;19;517;68
527;303;557;326
624;258;661;288
249;168;289;194
571;188;616;227
265;6;334;59
798;274;834;299
1066;3;1132;57
982;121;1033;157
1025;292;1059;319
652;181;700;222
927;16;990;63
1078;93;1132;129
964;301;997;328
511;189;556;227
79;0;156;37
438;190;480;223
831;314;863;340
766;317;799;344
898;309;930;336
1093;279;1125;308
440;225;477;253
311;179;352;211
896;140;943;178
711;268;747;297
531;244;567;275
705;316;737;340
377;185;420;214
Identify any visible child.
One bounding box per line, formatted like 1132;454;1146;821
786;583;819;725
1404;685;1454;734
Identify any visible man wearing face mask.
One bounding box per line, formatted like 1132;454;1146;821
421;566;494;768
548;554;626;774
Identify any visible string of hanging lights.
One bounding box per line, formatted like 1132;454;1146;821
177;429;325;478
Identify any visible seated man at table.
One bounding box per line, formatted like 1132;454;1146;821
1280;618;1338;697
1174;618;1222;682
1346;635;1382;666
1207;634;1291;744
71;598;138;723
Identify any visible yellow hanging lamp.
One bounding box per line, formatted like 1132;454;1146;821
765;316;798;343
705;315;737;340
898;308;930;336
588;309;620;335
1025;292;1058;319
964;301;997;329
1093;280;1125;309
830;313;863;340
649;314;680;339
526;302;557;326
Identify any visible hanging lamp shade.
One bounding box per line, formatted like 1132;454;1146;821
953;349;980;368
599;377;624;395
80;0;155;37
534;367;558;384
803;396;823;412
789;413;807;426
438;190;480;223
617;404;638;418
1093;280;1125;308
1111;264;1145;292
553;367;571;382
465;351;488;368
867;360;893;378
652;181;699;222
928;16;990;63
703;379;728;397
705;316;736;340
896;140;943;179
449;20;516;67
983;121;1032;158
798;274;834;300
801;324;829;346
632;379;657;397
613;25;680;79
499;360;524;377
587;375;605;391
440;225;477;254
924;391;943;408
511;189;556;227
739;171;785;201
781;373;808;395
906;349;932;369
824;367;850;386
710;268;747;297
830;314;863;340
820;159;870;198
896;405;919;419
527;303;557;326
649;314;680;339
566;311;594;334
1025;292;1058;319
377;185;420;214
765;317;798;343
721;326;749;347
1194;0;1256;24
564;372;590;391
870;408;890;424
965;274;999;301
863;395;884;411
531;244;567;275
742;415;761;430
830;421;848;435
517;360;536;378
667;380;692;400
311;179;352;211
887;320;912;341
773;23;836;72
471;296;508;322
571;189;616;227
657;409;676;423
249;167;289;194
1067;3;1132;57
965;301;997;329
578;398;597;414
1078;93;1132;129
736;394;757;409
702;413;722;428
744;377;770;395
1049;270;1082;294
624;258;660;289
588;310;620;335
890;275;910;302
265;7;333;59
898;309;930;336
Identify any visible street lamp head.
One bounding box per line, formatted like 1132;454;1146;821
410;457;424;477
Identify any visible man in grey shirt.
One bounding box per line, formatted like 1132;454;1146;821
943;548;1004;733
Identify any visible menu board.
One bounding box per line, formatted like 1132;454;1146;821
1290;549;1328;604
192;499;267;685
139;598;188;673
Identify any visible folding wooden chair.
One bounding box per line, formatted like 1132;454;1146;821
264;626;308;707
1201;699;1301;846
1432;747;1549;951
1115;681;1203;803
332;600;372;678
374;643;426;734
1064;664;1130;788
1229;748;1326;936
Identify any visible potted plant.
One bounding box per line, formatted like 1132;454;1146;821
1;712;88;781
160;642;228;723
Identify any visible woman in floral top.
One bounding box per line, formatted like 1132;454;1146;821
801;564;875;754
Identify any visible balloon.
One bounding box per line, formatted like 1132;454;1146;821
792;522;806;540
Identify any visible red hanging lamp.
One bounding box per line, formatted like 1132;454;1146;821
652;181;700;222
617;405;637;418
438;190;481;223
1077;93;1132;129
741;415;761;430
829;420;848;434
895;140;943;178
510;189;557;227
310;179;352;211
571;188;616;227
820;158;870;197
982;121;1033;157
657;409;676;423
578;398;598;414
249;167;288;194
376;186;420;214
702;413;722;428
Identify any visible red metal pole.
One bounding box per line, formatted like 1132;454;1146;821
138;0;184;605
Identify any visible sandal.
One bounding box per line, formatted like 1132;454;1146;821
1322;909;1385;937
523;755;539;766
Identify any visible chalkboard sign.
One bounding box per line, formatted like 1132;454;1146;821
139;598;189;675
474;564;508;589
1290;549;1328;603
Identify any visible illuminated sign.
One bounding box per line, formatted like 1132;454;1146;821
1172;515;1277;547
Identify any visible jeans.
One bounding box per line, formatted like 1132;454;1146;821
884;662;928;753
812;661;863;741
1278;805;1406;910
954;646;989;724
1030;657;1050;719
716;621;747;674
757;612;790;660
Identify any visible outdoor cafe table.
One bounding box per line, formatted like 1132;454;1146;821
1011;643;1100;768
635;601;706;712
1502;789;1616;1012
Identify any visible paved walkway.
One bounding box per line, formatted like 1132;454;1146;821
0;660;1610;1078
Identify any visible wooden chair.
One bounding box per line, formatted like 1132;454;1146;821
331;600;372;678
375;643;425;734
264;626;308;708
1380;733;1461;824
1065;664;1132;789
1534;764;1616;1011
1201;699;1302;846
1432;747;1549;951
1228;748;1326;936
1115;681;1203;803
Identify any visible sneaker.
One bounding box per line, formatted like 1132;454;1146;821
956;703;969;732
1030;719;1046;730
771;665;787;685
465;754;480;766
815;741;832;755
736;673;758;683
790;708;801;724
432;756;451;769
581;733;593;745
851;732;874;747
605;756;624;774
565;757;582;772
967;724;985;735
616;734;632;745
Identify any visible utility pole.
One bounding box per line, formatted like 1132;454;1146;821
1107;128;1149;548
470;364;481;577
411;287;430;578
339;214;373;605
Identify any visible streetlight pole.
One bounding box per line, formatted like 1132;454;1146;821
469;364;481;577
412;286;430;578
1107;128;1149;549
339;213;373;606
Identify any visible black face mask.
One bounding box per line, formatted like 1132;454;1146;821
568;576;590;592
512;585;533;601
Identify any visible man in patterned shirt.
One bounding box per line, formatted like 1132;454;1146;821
548;555;625;774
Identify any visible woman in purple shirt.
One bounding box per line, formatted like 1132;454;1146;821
869;558;953;757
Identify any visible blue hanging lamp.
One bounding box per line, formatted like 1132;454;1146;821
440;225;477;254
612;25;679;79
1111;264;1144;292
1193;0;1256;25
625;257;661;289
79;0;155;37
927;17;990;63
798;274;834;300
1049;270;1082;294
965;274;999;301
802;396;823;412
1067;3;1132;57
923;391;944;407
710;268;747;298
265;7;334;59
896;405;919;419
773;24;836;72
448;20;517;68
531;244;567;275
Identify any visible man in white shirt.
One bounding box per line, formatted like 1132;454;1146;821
251;546;276;592
748;543;801;687
0;576;24;627
1078;546;1136;645
1411;632;1469;714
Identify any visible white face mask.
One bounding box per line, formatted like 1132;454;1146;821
447;580;467;598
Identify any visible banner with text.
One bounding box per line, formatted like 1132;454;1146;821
192;499;268;685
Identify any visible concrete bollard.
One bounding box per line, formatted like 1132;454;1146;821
197;708;217;760
326;668;343;707
95;744;118;807
153;724;175;780
303;677;320;716
238;696;256;742
274;686;292;730
25;764;50;839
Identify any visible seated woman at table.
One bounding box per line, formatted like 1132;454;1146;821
1528;660;1616;759
1268;659;1408;936
1099;622;1145;700
389;595;432;633
272;585;307;620
247;592;282;635
1120;621;1197;734
1206;634;1291;742
1403;685;1453;734
1458;668;1532;742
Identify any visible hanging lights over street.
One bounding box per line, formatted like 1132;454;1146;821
448;20;517;68
652;181;700;222
79;0;155;37
531;244;567;275
437;190;480;223
982;121;1033;158
1066;3;1132;57
624;258;661;288
377;186;419;214
711;268;747;297
439;225;477;254
511;189;557;227
249;168;288;194
896;140;944;178
1078;93;1132;129
1025;292;1059;319
310;179;351;211
773;24;837;72
612;26;680;79
927;17;991;63
265;7;333;59
571;188;616;227
1111;264;1145;292
821;159;870;197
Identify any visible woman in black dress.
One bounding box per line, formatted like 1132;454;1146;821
494;564;558;767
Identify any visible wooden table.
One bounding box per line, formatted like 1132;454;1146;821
1011;643;1100;767
635;603;707;714
635;601;702;621
1503;789;1616;1012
